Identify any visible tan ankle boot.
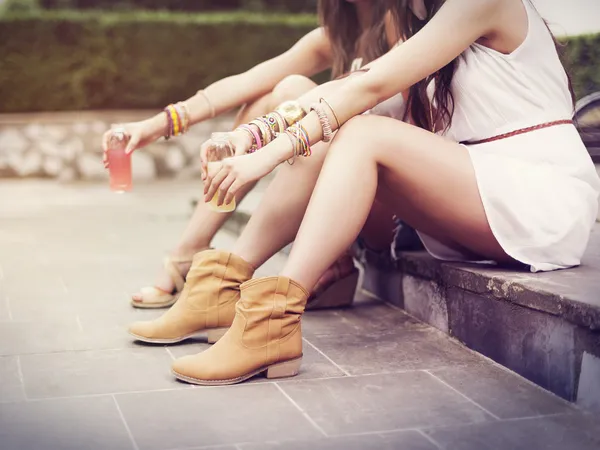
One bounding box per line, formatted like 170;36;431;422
128;250;254;344
171;276;309;385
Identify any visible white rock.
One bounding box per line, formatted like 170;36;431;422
11;151;42;176
132;152;157;180
72;122;89;135
43;156;63;176
91;121;108;135
0;129;29;155
77;152;108;180
44;126;67;142
62;137;85;161
58;166;77;183
38;141;62;157
23;123;44;140
164;146;186;172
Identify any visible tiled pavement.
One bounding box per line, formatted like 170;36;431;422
0;180;599;450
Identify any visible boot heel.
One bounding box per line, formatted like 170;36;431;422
266;357;302;379
207;327;228;344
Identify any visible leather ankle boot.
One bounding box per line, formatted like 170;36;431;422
128;250;254;344
171;276;309;385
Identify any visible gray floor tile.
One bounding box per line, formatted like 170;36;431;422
426;413;600;450
8;292;78;322
0;319;86;356
278;371;493;436
0;356;25;402
20;347;180;399
169;339;346;382
305;327;480;376
430;363;575;419
240;430;438;450
116;383;322;450
302;296;423;338
0;395;134;450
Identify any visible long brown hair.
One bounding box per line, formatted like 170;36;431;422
318;0;390;79
390;0;576;133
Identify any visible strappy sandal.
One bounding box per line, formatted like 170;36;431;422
306;253;360;310
131;255;193;309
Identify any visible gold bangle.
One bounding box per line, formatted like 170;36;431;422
275;100;306;127
319;98;340;129
198;90;216;118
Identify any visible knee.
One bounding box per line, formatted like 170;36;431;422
271;75;315;107
328;115;379;158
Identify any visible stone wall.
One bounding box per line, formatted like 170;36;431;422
0;111;235;181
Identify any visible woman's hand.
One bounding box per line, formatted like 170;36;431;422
200;129;253;180
203;147;281;207
102;115;166;168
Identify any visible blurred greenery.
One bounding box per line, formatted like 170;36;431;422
0;10;598;113
0;10;318;112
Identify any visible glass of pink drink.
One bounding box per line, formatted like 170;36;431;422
107;129;132;193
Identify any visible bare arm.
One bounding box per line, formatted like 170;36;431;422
154;27;332;130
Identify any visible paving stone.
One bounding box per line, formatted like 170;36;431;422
302;296;423;338
278;372;493;436
116;383;322;450
20;347;179;399
240;430;438;450
0;356;25;402
169;338;346;382
425;413;600;450
430;363;576;419
305;326;480;376
0;395;134;450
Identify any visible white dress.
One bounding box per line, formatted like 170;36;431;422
416;0;600;272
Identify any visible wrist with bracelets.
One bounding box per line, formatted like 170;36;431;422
163;101;191;140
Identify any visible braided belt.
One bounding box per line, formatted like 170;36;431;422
460;119;574;146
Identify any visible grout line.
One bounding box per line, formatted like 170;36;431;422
15;356;28;401
164;347;176;361
5;296;14;321
112;395;140;450
273;382;328;438
415;429;444;449
424;370;501;420
302;338;351;377
24;386;193;403
497;412;573;423
234;445;244;450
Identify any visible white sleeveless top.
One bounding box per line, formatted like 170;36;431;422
444;0;573;143
417;0;600;272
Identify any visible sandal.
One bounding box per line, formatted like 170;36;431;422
306;252;360;310
131;255;194;309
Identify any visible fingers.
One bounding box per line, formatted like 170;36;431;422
204;164;228;202
125;134;139;155
216;173;236;206
223;179;241;207
200;143;209;181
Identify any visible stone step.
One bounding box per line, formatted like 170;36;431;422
365;225;600;413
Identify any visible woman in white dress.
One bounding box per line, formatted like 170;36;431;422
151;0;600;385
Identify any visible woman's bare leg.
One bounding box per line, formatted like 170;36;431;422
280;115;513;290
134;76;317;297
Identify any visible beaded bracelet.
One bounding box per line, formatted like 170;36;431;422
236;124;261;153
175;102;190;134
310;103;333;142
163;104;182;139
266;111;287;133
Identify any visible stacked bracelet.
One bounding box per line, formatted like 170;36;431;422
236;124;262;153
249;118;274;145
285;124;311;164
163;102;191;139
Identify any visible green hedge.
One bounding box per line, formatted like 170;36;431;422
0;11;317;112
0;11;598;113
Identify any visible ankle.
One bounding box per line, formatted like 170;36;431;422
173;243;210;259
